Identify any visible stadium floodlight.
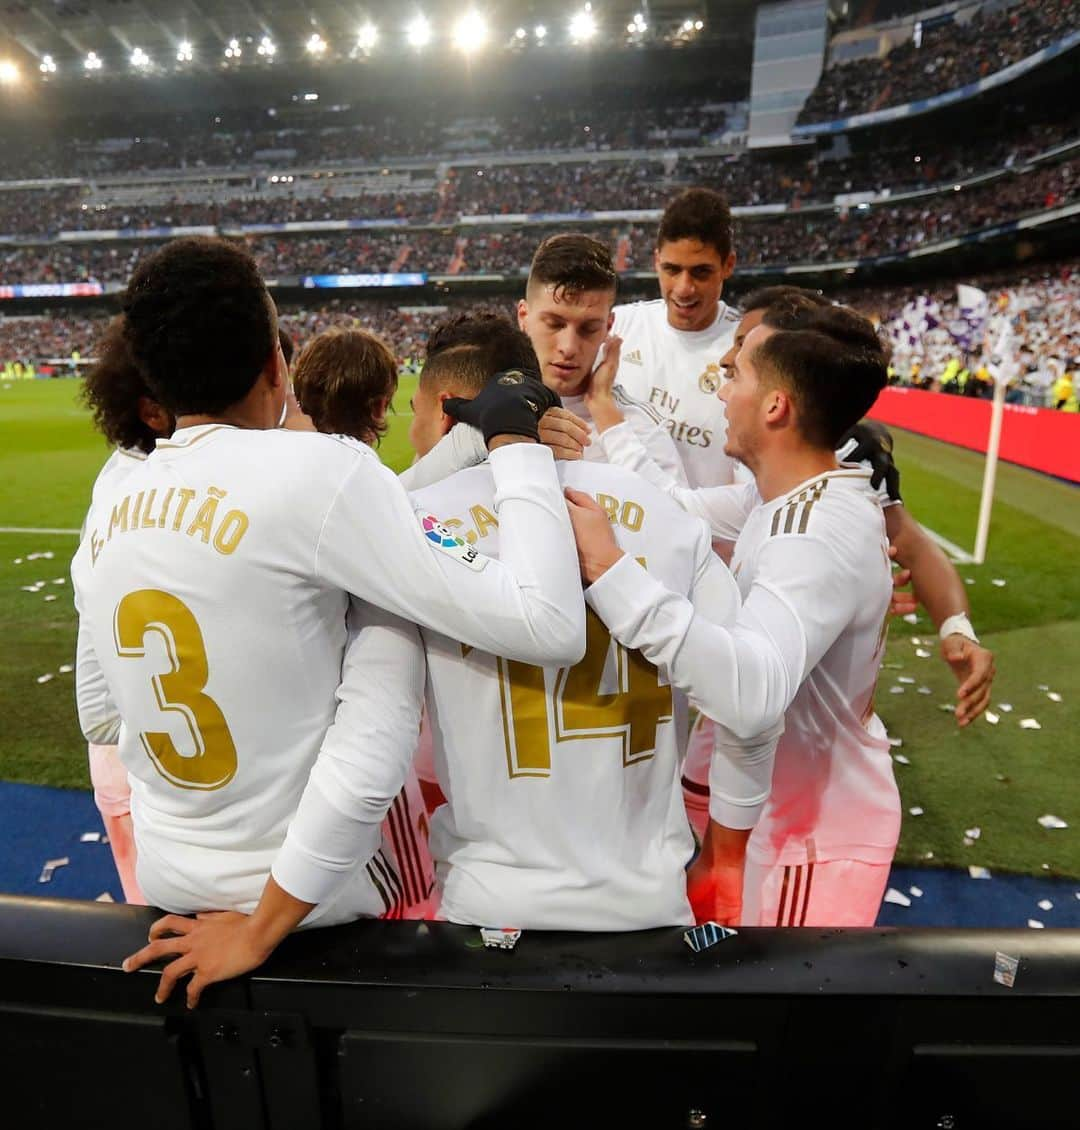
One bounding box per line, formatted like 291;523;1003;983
357;22;378;51
569;8;597;44
0;60;18;84
130;47;150;68
224;39;242;59
515;27;527;39
628;12;648;33
694;19;704;30
534;24;548;40
406;15;432;49
453;11;488;53
83;52;103;71
306;33;327;56
39;55;57;74
257;36;277;57
176;41;194;63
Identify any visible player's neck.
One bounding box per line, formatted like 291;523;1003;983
753;447;839;503
176;381;282;432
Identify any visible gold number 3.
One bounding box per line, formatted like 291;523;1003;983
498;608;673;779
114;589;238;791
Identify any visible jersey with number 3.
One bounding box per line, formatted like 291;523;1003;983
411;461;741;931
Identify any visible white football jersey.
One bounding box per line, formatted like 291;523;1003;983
411;460;741;931
611;298;741;489
72;424;584;924
90;447;149;509
587;468;899;868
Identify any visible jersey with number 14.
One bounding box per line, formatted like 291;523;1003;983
411;461;741;931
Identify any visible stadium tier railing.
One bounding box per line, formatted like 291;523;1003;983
1;893;1079;1129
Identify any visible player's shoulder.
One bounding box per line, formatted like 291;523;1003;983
718;302;741;327
411;463;494;512
765;469;881;542
612;299;666;331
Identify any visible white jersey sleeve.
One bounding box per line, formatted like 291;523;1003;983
595;420;757;540
316;441;585;667
612;387;689;487
397;424;487;491
273;600;426;905
74;612;121;746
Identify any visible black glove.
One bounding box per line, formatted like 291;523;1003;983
444;369;560;445
838;419;902;502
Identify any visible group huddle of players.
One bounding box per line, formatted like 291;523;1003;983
72;187;996;1008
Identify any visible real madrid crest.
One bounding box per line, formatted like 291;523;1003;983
698;363;722;395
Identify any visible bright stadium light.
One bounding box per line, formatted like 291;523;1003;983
515;26;527;39
306;33;327;56
0;60;19;84
534;24;548;40
39;54;57;74
406;15;432;49
569;8;597;44
453;11;488;53
257;36;277;57
695;19;704;30
357;22;378;51
130;47;150;68
83;51;103;72
628;12;648;33
176;41;194;63
224;38;242;59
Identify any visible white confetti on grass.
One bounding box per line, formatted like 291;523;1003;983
1037;814;1068;830
985;712;1000;725
998;703;1013;713
51;578;65;585
909;806;924;816
58;664;73;674
965;827;982;840
43;595;57;603
902;613;918;625
1046;692;1062;703
915;648;932;658
894;753;911;765
36;673;54;684
898;676;916;685
968;865;992;879
883;888;911;907
1019;718;1042;731
888;737;903;748
991;578;1007;587
890;686;906;695
917;686;932;695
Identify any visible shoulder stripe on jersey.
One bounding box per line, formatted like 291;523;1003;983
387;791;428;906
770;479;828;537
612;384;665;425
368;850;405;920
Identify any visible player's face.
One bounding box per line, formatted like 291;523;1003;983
408;383;448;458
718;324;773;466
655;238;736;333
720;308;766;374
518;286;614;398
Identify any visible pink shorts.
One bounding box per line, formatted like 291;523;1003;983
742;857;890;927
87;743;132;819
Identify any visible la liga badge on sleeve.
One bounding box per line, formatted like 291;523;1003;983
417;512;488;571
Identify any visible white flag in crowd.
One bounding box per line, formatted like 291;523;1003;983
953;284;990;353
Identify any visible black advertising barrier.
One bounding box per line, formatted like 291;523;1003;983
1;894;1078;1129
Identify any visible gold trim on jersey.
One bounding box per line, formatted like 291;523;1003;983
613;384;665;426
156;425;233;450
770;479;829;537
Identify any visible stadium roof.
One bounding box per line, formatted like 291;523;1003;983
0;1;757;78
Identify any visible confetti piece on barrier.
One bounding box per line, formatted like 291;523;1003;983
80;832;102;843
915;648;932;658
909;806;924;816
985;712;999;725
38;857;69;883
1028;919;1045;929
909;886;923;898
683;922;738;952
883;888;911;907
894;754;911;765
480;927;521;950
36;673;54;684
95;892;114;903
1019;718;1042;730
993;952;1019;988
1037;814;1067;829
968;866;991;879
1037;899;1053;912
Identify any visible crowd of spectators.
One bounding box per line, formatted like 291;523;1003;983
799;0;1076;124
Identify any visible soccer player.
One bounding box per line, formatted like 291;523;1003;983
570;299;899;927
610;187;742;489
323;311;750;930
77;237;585;1005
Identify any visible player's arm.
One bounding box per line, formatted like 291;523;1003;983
885;504;994;726
398;423;487;490
74;604;121;746
319;442;585;667
123;602;427;1007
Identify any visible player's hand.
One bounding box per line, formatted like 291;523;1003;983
444;369;559;447
122;910;274;1009
942;635;995;727
539;406;591;460
840;420;902;502
565;487;623;583
686;854;743;927
583;335;625;433
890;565;917;617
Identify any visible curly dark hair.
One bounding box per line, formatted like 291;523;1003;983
121;236;277;416
657;187;734;260
421;311;540;394
81;316;171;454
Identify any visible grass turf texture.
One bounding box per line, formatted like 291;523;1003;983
1;379;1077;878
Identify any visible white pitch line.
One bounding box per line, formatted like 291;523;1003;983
923;527;976;564
0;526;80;536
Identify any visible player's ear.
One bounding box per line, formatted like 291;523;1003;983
137;396;173;437
436;391;458;436
764;387;791;426
721;251;737;280
515;298;529;330
606;310;615;333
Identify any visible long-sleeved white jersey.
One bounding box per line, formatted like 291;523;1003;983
72;424;584;924
611;299;740;488
587;467;899;869
410;460;743;930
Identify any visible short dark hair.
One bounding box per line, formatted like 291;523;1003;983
657;188;734;260
278;327;295;367
527;233;618;303
750;303;888;449
292;327;398;445
122;236;277;416
422;312;540;395
81;316;168;454
740;285;829;314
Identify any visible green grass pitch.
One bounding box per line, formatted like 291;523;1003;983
1;377;1077;878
